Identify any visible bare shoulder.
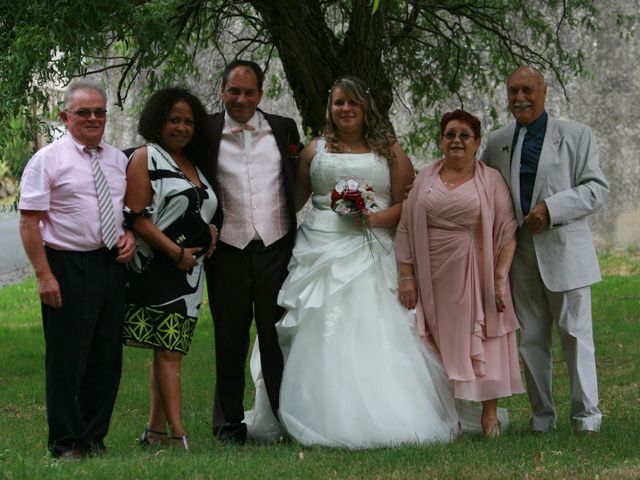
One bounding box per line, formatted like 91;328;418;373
130;145;148;163
300;138;320;163
304;137;319;150
127;146;149;175
390;141;414;173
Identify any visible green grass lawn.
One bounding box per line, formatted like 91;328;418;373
1;259;639;479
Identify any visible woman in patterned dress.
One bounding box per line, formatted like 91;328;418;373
123;88;218;450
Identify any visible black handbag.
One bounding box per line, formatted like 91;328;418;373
162;210;212;258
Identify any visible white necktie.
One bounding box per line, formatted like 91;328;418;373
230;124;255;151
510;127;527;225
242;130;252;151
87;148;117;249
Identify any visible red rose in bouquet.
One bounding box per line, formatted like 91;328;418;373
330;177;385;255
330;178;376;215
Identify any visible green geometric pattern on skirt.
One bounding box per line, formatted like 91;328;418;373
123;304;197;354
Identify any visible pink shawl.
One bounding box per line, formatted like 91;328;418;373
395;159;518;341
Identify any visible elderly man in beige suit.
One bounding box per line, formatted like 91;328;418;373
481;66;608;433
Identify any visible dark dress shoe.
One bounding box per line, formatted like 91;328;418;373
88;440;107;456
59;448;86;460
214;423;247;445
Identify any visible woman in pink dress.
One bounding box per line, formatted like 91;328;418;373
395;109;525;437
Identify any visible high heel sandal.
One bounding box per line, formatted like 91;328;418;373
169;435;190;451
484;422;502;438
139;426;168;447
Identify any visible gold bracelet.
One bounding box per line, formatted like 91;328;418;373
399;275;415;282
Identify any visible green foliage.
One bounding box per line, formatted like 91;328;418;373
0;1;611;162
0;116;34;180
265;73;285;100
1;271;640;478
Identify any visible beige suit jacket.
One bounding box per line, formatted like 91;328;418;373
481;116;608;292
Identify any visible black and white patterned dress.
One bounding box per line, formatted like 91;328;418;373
123;143;217;354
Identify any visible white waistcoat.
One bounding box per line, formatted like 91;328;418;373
216;120;291;249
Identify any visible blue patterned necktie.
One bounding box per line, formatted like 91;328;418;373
87;147;117;249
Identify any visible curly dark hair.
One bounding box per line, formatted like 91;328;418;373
440;109;481;139
323;76;397;164
137;87;210;165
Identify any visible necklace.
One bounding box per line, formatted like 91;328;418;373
441;161;475;188
338;140;365;153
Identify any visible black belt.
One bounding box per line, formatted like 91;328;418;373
45;245;119;258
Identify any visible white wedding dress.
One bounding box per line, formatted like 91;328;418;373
246;140;460;447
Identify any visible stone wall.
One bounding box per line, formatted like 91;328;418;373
549;0;640;250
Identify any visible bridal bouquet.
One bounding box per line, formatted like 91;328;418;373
330;177;385;254
330;177;376;215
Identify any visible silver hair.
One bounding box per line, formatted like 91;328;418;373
63;80;107;110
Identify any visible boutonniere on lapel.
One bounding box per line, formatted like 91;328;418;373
289;143;302;162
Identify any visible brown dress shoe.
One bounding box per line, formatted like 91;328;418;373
59;448;86;460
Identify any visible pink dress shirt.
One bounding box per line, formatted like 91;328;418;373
19;133;127;251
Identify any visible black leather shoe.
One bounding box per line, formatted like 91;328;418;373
214;423;247;445
87;440;107;456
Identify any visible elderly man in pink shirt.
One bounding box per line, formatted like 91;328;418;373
19;80;135;459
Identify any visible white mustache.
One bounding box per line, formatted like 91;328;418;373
513;101;532;109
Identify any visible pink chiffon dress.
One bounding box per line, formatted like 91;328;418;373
396;160;525;402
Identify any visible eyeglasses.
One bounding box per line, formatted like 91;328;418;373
66;108;107;118
443;131;475;141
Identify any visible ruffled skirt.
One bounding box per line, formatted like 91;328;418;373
247;210;460;447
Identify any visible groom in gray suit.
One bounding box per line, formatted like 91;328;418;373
481;66;608;433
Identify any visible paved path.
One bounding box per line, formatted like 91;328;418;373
0;208;32;286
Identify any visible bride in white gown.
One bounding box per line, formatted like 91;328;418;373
246;76;460;447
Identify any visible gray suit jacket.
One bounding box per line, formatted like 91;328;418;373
481;116;608;292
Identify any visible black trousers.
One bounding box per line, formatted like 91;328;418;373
206;235;293;438
43;247;126;456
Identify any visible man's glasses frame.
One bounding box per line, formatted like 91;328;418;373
65;108;108;118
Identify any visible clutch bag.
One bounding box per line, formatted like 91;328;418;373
162;210;212;257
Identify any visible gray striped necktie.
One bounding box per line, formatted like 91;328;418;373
87;147;117;249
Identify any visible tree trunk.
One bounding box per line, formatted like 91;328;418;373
250;0;391;135
343;0;393;120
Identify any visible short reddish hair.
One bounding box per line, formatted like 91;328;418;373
440;109;481;139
